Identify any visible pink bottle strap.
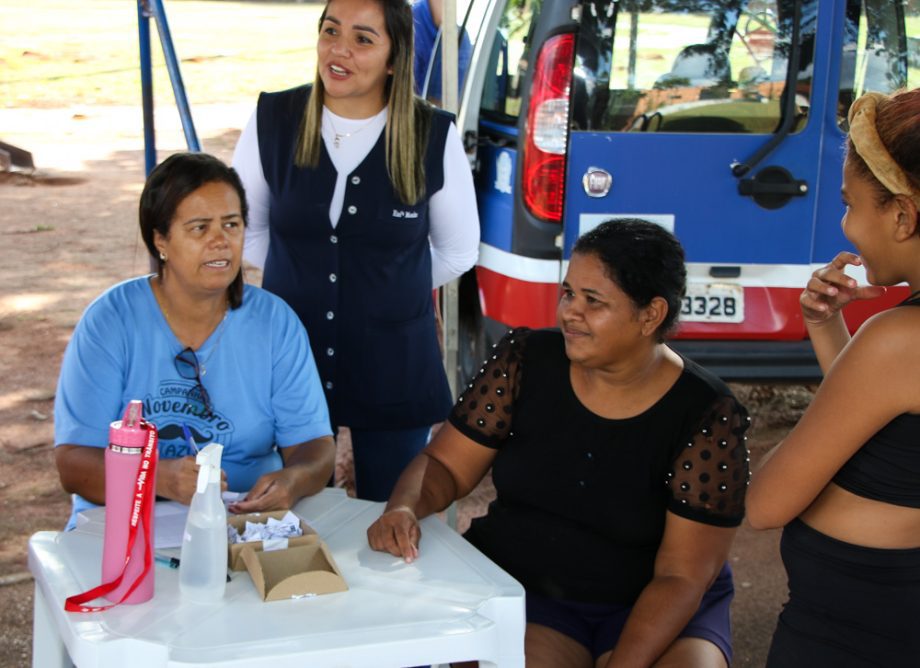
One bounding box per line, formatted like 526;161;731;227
65;423;159;613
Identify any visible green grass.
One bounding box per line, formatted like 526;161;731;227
0;0;324;108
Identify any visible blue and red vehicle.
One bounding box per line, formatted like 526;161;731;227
441;0;919;380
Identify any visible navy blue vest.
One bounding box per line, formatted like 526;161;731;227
257;85;453;429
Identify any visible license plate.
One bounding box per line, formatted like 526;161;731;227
680;284;744;323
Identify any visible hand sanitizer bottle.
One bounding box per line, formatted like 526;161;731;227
179;443;227;603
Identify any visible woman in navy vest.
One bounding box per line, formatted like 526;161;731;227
232;0;479;501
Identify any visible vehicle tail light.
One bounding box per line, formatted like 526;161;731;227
522;33;574;223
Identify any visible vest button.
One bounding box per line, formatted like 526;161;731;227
325;381;334;390
330;234;338;244
351;176;361;185
326;311;334;320
326;347;335;356
347;205;357;215
329;273;337;283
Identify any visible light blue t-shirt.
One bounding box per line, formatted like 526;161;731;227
55;276;332;528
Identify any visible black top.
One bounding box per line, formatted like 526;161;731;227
832;297;920;508
255;85;454;429
449;328;751;603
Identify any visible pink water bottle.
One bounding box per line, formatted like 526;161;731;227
102;400;157;604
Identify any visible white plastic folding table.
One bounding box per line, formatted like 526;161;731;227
28;488;525;667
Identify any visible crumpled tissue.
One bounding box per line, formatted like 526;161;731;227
228;510;304;549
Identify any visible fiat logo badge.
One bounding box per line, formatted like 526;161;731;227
582;167;612;198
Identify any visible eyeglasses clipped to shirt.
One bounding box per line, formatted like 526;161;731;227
174;347;213;419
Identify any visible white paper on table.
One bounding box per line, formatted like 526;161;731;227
222;490;245;504
154;501;189;549
153;492;249;548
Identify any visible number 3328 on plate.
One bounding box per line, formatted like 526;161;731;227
681;284;744;323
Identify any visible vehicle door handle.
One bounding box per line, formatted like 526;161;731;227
737;166;808;210
738;181;808;196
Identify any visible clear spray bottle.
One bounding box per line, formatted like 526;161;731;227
179;443;227;603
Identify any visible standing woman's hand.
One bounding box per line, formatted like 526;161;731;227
801;252;886;325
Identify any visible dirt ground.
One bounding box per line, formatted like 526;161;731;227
0;105;806;667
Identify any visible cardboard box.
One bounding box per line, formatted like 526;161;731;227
227;510;316;571
240;537;348;601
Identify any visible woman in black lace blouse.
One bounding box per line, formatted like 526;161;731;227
368;219;751;668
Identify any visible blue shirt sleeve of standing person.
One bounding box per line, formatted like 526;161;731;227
412;0;472;101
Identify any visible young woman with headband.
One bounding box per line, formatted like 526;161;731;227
747;88;920;666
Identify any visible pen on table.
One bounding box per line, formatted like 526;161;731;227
155;553;180;569
155;553;232;581
181;423;199;455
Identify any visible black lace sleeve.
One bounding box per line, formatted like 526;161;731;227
447;328;529;449
667;395;752;527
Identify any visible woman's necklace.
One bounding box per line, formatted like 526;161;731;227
327;114;377;149
157;284;229;374
164;308;228;375
194;311;229;376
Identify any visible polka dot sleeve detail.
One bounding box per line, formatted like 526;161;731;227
667;395;752;527
447;328;529;449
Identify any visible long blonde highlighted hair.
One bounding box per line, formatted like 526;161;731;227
296;0;432;205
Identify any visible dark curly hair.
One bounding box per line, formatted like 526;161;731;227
572;218;687;341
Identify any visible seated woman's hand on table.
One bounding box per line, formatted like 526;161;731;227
56;436;334;512
367;423;497;563
367;505;421;562
55;445;228;507
229;435;336;514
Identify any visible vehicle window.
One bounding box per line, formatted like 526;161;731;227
480;0;543;122
573;0;817;134
837;0;920;128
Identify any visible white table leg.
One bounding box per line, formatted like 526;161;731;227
32;584;71;668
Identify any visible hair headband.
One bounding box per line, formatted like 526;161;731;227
848;92;920;206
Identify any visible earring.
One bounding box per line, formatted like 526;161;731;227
159;252;167;262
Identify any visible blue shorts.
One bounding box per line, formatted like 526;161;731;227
525;563;734;663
